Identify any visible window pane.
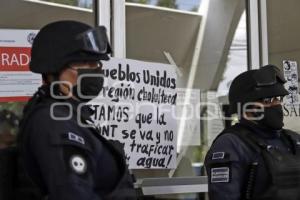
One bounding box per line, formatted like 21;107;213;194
39;0;93;9
266;0;300;132
126;0;201;13
126;0;248;187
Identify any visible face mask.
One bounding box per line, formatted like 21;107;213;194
255;104;284;130
72;67;104;102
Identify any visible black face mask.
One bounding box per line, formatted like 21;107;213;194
255;104;284;130
72;67;104;102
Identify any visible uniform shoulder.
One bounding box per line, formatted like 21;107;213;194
284;129;300;140
22;101;77;137
206;132;253;164
23;102;95;153
212;132;244;148
26;100;74;122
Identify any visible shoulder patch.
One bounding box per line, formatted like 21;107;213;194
68;132;85;145
212;152;225;160
211;167;230;183
69;155;87;174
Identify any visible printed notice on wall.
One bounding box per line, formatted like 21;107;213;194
283;60;299;106
282;60;300;132
0;29;42;102
89;58;177;169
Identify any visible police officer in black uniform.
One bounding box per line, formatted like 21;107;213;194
18;20;136;200
205;65;300;200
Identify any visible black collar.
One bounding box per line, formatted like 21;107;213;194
240;118;282;139
67;98;95;123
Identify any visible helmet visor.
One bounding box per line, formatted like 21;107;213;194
73;26;111;54
254;65;286;87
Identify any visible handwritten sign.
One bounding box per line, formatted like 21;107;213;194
89;58;177;169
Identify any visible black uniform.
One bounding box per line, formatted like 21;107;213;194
18;86;136;200
205;119;300;200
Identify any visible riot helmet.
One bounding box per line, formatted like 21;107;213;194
228;65;289;114
30;20;112;74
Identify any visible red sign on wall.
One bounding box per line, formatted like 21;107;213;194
0;47;31;71
0;29;41;102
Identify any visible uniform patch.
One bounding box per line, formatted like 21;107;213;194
211;167;230;183
68;132;85;145
212;152;225;160
70;155;87;174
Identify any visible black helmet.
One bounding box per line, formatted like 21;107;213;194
30;20;112;74
229;64;289;114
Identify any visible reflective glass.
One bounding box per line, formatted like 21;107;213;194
266;0;300;132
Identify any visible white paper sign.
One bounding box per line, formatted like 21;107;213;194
89;58;177;169
282;60;300;132
283;60;299;106
176;88;200;147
